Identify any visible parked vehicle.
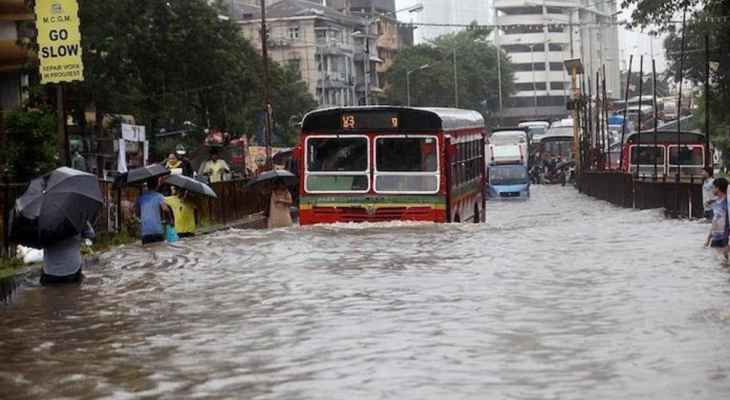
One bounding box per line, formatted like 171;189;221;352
297;107;486;224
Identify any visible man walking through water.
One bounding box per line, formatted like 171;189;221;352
135;178;171;245
41;222;95;285
705;177;729;257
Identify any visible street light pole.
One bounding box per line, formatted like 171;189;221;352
406;64;430;107
530;44;537;116
259;0;273;170
453;48;459;108
407;69;412;107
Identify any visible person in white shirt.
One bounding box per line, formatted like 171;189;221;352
702;167;716;221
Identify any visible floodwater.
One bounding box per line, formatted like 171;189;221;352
2;186;730;400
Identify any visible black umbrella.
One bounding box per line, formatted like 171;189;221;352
164;174;217;198
125;164;171;185
245;169;297;190
11;167;103;249
557;160;576;170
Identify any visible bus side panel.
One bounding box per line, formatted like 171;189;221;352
446;129;485;223
444;135;452;223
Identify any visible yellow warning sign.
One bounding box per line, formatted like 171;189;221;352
35;0;84;84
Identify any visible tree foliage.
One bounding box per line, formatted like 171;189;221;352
0;110;58;182
622;0;730;156
384;28;514;120
30;0;315;151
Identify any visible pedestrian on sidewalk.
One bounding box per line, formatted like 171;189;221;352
267;180;293;229
41;222;95;285
135;178;171;245
702;167;716;221
165;188;199;238
705;177;728;255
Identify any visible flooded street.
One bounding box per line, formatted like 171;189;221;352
2;186;730;399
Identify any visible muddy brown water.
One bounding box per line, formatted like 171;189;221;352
1;186;730;399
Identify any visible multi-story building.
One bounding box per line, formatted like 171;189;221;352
0;0;34;113
333;0;414;101
494;0;620;122
398;0;493;44
237;0;382;107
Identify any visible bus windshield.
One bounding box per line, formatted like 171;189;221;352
490;164;528;186
375;136;439;193
306;137;369;192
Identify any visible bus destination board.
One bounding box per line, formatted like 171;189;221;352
341;112;399;130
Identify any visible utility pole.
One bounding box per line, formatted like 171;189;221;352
453;48;459;108
496;29;503;116
260;0;273;170
57;85;69;167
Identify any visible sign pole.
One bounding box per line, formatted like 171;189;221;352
259;0;273;171
57;84;69;166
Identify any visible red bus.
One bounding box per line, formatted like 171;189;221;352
297;107;486;225
622;130;707;177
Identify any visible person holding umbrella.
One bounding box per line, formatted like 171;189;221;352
10;167;103;285
165;188;200;238
268;179;294;229
163;174;216;237
134;178;172;245
246;169;297;229
41;222;95;285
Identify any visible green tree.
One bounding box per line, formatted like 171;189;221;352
384;28;514;120
25;0;316;156
623;0;730;160
0;110;58;182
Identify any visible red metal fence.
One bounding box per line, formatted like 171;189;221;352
578;172;704;218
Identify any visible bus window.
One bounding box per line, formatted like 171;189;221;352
375;136;439;193
631;146;664;165
305;136;369;193
669;146;703;166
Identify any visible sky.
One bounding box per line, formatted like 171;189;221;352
395;0;668;73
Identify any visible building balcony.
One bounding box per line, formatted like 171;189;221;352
509;51;569;64
499;32;569;46
0;0;34;21
0;40;32;72
514;70;569;82
497;13;570;27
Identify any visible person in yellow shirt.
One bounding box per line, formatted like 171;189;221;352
165;189;199;238
199;148;230;183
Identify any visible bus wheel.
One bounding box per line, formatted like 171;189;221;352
473;204;481;224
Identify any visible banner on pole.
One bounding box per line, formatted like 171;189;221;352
121;124;146;142
35;0;84;84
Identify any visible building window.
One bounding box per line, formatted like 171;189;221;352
502;44;545;53
513;63;546;72
549;62;564;71
288;26;300;40
548;43;564;52
547;25;565;33
550;82;566;90
515;82;547;91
